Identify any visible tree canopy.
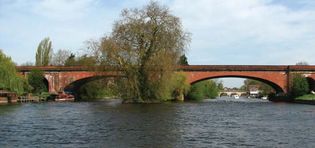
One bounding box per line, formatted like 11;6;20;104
36;37;53;66
100;1;190;102
291;74;309;97
27;69;48;94
0;50;25;94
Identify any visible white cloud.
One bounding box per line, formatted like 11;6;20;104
170;0;315;64
32;0;96;21
0;0;315;66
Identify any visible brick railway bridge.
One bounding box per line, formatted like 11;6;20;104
17;65;315;95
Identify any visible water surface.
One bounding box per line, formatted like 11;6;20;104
0;97;315;147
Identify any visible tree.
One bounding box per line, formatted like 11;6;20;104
100;1;190;103
28;69;48;94
291;74;309;97
241;79;273;95
84;39;103;64
52;49;71;66
178;54;189;65
187;80;219;100
0;50;25;94
296;61;309;65
170;72;190;101
64;54;77;66
76;54;97;66
217;81;224;90
20;61;34;66
36;37;53;66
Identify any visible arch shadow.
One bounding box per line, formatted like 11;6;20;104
63;76;121;100
191;75;284;94
307;77;315;91
43;77;49;92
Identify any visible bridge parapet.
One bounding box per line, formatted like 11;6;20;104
17;65;315;72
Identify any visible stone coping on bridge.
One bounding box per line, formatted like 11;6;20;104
17;65;315;72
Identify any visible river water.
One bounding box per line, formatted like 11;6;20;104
0;97;315;147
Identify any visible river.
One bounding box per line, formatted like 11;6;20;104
0;97;315;147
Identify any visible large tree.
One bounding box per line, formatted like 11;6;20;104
51;49;71;66
0;49;25;94
100;1;190;102
36;37;53;66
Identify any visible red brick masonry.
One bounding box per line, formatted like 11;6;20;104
17;65;315;94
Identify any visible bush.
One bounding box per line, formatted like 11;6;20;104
78;78;119;101
28;69;48;94
170;72;190;101
291;74;309;97
187;80;219;100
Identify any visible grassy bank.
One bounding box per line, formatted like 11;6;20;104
295;94;315;101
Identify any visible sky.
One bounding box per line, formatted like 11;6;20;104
1;0;315;87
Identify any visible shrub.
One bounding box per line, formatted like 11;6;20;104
291;74;309;97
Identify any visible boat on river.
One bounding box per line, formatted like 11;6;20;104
55;92;75;102
261;96;268;100
232;95;240;99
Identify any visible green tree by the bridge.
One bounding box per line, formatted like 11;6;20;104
179;54;189;65
187;80;219;100
36;37;53;66
291;73;309;97
100;1;190;103
28;69;48;94
0;50;26;94
241;79;273;95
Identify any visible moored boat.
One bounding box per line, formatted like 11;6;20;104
55;92;75;102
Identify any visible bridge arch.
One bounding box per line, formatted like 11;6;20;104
185;72;287;93
63;75;121;99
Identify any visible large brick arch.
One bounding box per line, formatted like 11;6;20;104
184;71;288;93
63;76;119;93
43;71;121;93
44;72;97;93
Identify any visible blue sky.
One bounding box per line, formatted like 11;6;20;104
1;0;315;87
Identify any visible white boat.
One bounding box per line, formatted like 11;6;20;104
233;95;240;99
261;96;268;100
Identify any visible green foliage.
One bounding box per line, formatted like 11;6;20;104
291;74;309;97
64;54;76;66
178;54;189;65
76;54;97;66
0;50;25;94
171;72;191;101
187;80;219;100
64;54;97;66
100;1;190;103
36;37;53;66
241;79;274;95
78;79;119;101
295;94;315;101
156;72;191;101
28;69;48;94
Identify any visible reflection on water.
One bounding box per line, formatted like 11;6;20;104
0;98;315;147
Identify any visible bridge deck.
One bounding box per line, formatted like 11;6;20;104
17;65;315;72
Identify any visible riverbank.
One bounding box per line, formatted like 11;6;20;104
292;94;315;105
269;94;315;105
